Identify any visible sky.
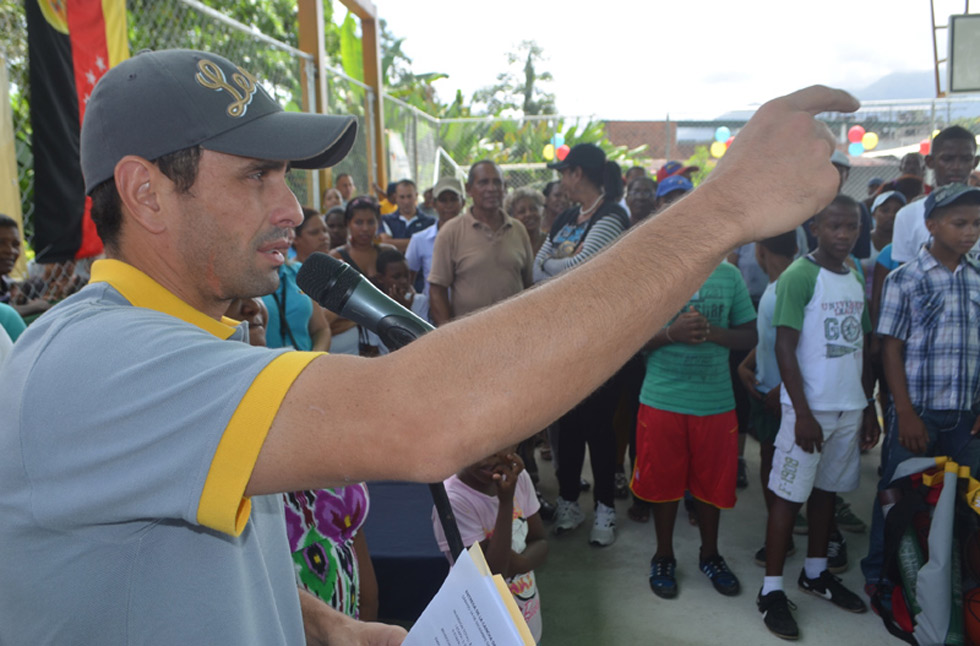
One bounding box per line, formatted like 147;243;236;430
355;0;958;120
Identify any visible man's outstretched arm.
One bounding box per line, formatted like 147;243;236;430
248;86;859;494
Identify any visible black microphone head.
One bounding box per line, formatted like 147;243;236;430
296;252;359;314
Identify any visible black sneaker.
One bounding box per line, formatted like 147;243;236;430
827;530;848;573
699;554;740;596
737;457;749;489
757;589;799;640
753;538;796;567
797;569;867;613
649;555;678;599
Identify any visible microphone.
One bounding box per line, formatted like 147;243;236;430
297;252;433;351
296;251;465;559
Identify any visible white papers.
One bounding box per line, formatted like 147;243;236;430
403;543;534;646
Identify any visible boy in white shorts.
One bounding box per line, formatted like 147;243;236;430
756;195;881;640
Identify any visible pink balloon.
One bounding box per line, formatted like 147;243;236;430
725;136;734;148
556;144;571;161
920;139;931;156
847;125;866;144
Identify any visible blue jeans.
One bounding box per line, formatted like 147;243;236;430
861;405;980;586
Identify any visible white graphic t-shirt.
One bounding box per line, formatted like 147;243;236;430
773;255;871;411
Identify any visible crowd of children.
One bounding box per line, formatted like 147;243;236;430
422;130;980;643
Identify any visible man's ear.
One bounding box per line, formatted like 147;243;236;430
114;156;168;235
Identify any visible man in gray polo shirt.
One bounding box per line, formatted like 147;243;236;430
0;47;859;644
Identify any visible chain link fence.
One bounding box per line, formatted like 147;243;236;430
130;0;380;208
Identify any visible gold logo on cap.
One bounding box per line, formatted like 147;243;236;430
194;59;258;118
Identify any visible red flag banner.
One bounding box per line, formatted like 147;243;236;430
26;0;128;262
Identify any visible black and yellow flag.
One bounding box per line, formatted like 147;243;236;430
26;0;128;262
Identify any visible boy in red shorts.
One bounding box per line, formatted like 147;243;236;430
632;259;757;600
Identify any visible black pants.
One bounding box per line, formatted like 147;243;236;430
557;373;621;508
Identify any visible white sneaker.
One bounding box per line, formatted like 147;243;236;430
553;498;585;535
589;502;616;547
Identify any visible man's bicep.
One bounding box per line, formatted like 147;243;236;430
248;351;429;496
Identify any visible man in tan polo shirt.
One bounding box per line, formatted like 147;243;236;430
428;161;534;324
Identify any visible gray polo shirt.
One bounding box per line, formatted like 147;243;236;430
0;259;321;644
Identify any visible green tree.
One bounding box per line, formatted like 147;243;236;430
472;40;556;117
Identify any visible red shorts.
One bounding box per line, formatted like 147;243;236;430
630;404;738;509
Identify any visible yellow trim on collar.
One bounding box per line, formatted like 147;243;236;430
197;350;322;535
90;259;239;339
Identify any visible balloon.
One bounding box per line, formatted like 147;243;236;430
556;144;570;161
543;144;555;161
920;139;931;156
848;142;864;156
714;126;731;144
552;133;565;148
710;141;727;158
932;129;941;139
726;136;734;148
861;132;878;151
847;125;866;144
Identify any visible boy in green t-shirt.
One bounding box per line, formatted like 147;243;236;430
757;195;880;640
632;260;756;601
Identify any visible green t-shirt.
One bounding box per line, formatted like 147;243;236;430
641;262;756;416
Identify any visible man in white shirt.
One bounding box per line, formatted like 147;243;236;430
891;126;980;263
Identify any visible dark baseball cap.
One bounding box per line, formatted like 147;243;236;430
547;143;606;171
80;49;357;194
923;182;980;219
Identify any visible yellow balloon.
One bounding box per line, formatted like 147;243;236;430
862;132;879;151
710;141;727;159
543;144;555;161
932;129;941;139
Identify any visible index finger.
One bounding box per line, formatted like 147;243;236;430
778;85;860;116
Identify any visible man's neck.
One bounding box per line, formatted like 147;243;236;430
471;206;503;230
927;242;964;272
111;250;229;321
399;209;417;220
810;247;848;274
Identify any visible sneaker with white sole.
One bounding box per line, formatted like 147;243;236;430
797;569;866;613
553;498;585;535
589;502;616;546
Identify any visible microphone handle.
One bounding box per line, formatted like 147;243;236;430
297;253;466;559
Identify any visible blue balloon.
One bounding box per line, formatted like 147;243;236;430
848;142;864;156
551;133;565;148
714;126;731;144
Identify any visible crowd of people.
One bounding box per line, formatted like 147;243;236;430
2;47;976;646
265;129;977;643
2;128;979;642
